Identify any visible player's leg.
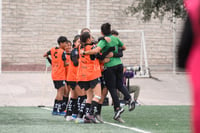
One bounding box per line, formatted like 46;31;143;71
129;85;140;105
76;85;87;119
65;82;78;121
52;81;65;116
95;85;108;123
85;79;101;123
75;81;91;123
116;64;135;111
62;82;70;112
104;67;124;120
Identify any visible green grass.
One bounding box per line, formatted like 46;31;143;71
0;106;191;133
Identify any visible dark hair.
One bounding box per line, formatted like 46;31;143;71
73;35;80;48
66;40;72;44
81;28;91;34
80;32;90;43
101;23;111;36
57;36;68;45
73;35;80;44
111;29;119;36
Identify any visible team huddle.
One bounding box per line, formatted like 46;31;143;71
43;23;136;123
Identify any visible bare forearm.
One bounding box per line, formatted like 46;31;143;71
83;46;101;55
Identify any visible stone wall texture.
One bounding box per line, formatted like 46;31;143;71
2;0;184;71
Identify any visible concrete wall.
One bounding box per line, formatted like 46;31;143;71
2;0;184;71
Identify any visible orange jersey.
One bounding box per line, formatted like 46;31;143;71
77;45;101;81
65;54;70;80
66;58;79;82
67;48;79;81
50;47;66;80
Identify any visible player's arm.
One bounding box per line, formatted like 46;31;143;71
111;38;126;58
82;46;102;55
62;51;68;66
113;47;123;58
70;48;79;66
43;50;51;57
96;46;115;60
43;50;52;64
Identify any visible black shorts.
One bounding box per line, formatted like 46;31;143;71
67;81;77;90
100;76;106;90
65;80;70;85
53;80;65;89
78;78;101;91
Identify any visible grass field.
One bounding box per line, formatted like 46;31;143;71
0;106;191;133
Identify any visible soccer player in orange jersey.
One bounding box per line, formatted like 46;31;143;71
43;36;68;116
65;35;87;121
77;32;102;123
62;40;72;113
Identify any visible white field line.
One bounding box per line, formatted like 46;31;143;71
39;106;151;133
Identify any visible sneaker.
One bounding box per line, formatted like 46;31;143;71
66;116;73;121
128;101;135;111
85;114;97;123
52;111;58;115
71;114;77;120
135;101;141;106
95;115;104;123
115;117;125;123
113;107;124;120
58;111;66;116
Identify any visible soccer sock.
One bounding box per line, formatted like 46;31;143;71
66;98;73;116
78;95;87;112
96;104;102;115
53;99;58;112
60;100;66;112
57;100;63;112
63;96;68;106
89;101;99;115
85;103;91;115
60;96;68;111
77;96;87;118
72;98;78;115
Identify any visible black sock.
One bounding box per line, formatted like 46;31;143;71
72;98;78;115
77;97;87;118
63;96;68;105
85;103;91;115
66;98;73;116
89;101;99;115
77;95;86;112
53;99;58;112
60;100;66;112
57;100;63;112
96;104;102;115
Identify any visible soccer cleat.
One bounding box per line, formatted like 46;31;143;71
58;111;66;116
135;101;141;106
95;115;104;123
71;114;77;120
113;107;125;120
128;101;136;111
66;116;73;121
115;117;125;123
52;111;58;115
85;114;97;123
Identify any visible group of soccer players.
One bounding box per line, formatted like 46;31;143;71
43;23;136;123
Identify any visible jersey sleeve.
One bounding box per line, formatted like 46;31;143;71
47;50;51;55
97;40;106;49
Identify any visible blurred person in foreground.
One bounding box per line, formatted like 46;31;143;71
177;0;200;132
